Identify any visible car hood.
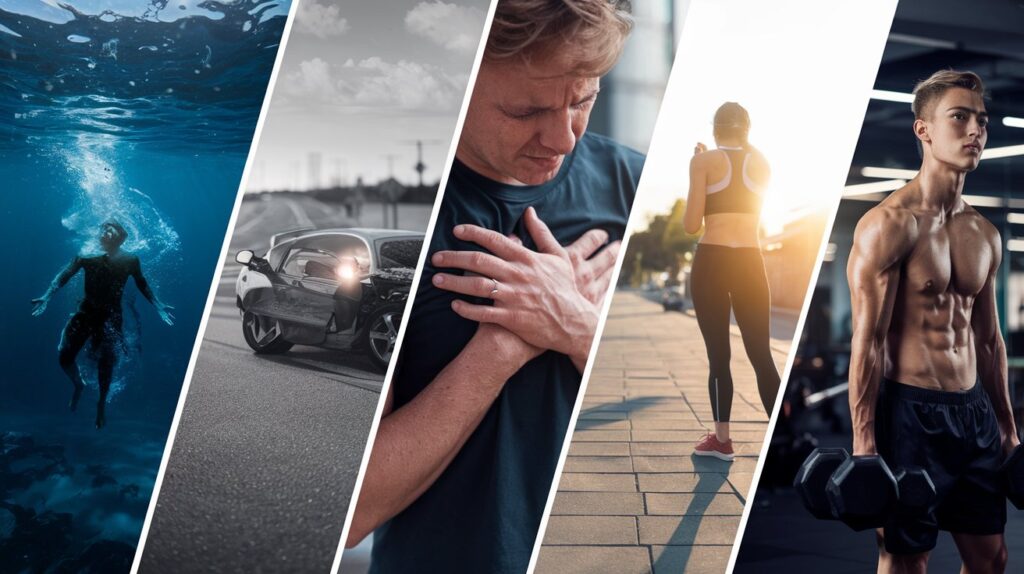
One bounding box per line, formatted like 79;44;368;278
371;267;415;287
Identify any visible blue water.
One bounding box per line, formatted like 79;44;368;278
0;1;289;570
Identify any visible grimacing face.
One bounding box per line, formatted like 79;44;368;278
915;87;988;173
456;54;600;186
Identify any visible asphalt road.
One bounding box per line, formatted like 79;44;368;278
137;195;428;573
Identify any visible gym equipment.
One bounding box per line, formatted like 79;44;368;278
1003;444;1024;509
826;455;899;530
894;468;937;515
793;447;848;519
795;450;936;531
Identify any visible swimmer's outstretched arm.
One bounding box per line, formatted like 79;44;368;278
31;257;83;316
131;257;175;326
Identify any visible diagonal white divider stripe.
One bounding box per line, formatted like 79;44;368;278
329;1;501;572
514;1;902;572
721;1;899;572
522;2;698;570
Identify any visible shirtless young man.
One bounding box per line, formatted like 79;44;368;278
848;70;1019;573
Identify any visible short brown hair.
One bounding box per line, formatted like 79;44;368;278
911;70;986;119
484;0;633;76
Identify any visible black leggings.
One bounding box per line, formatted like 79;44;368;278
690;244;780;422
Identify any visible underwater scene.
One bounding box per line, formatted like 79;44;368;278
0;0;289;571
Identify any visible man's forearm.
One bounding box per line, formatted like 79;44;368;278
978;336;1018;444
347;331;530;545
849;336;883;455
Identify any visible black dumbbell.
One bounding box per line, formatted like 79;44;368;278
894;467;937;515
826;455;899;531
793;447;849;520
1003;444;1024;509
796;450;932;531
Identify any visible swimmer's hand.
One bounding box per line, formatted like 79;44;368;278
156;303;175;326
30;295;49;316
694;142;708;155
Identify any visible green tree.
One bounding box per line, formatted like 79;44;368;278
621;200;698;286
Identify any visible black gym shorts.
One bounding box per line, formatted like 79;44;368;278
876;378;1007;554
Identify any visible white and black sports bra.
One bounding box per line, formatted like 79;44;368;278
703;146;766;216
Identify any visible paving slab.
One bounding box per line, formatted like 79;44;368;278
537;291;791;574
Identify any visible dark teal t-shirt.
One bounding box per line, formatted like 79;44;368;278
370;133;644;573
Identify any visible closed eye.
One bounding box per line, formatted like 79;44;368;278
571;94;598;110
502;107;542;120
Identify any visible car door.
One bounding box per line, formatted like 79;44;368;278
270;244;339;344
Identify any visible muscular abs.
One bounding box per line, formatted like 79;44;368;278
886;210;995;391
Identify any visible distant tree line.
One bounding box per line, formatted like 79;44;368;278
621;199;699;286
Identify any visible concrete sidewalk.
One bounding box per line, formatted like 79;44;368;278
536;290;790;574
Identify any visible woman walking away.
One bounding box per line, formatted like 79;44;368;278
685;102;780;461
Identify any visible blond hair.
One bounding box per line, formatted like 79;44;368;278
485;0;633;76
911;70;986;119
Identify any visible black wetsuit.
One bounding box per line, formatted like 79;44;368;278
57;252;150;394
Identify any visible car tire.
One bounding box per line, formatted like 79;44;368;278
241;311;293;354
364;303;403;372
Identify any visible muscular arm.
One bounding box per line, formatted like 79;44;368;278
971;231;1019;454
345;324;536;546
684;154;707;235
847;207;915;455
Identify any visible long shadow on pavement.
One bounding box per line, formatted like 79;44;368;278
572;396;743;573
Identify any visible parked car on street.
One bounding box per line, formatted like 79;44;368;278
662;285;686;312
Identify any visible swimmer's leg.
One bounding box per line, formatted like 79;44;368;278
95;347;115;430
95;317;122;429
58;314;89;411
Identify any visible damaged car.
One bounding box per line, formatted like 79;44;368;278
234;228;423;371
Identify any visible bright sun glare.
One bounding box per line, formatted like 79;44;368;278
636;0;897;237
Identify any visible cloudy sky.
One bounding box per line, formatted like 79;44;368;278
250;0;489;191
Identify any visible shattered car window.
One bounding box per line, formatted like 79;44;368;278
377;239;423;270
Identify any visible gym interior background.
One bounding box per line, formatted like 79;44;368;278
734;0;1024;570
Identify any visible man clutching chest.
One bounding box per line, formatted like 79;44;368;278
345;1;643;572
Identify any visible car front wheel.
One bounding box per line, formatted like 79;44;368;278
241;311;294;354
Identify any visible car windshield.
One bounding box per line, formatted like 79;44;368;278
279;234;370;276
376;238;422;270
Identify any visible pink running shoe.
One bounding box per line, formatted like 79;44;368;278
694;433;734;461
